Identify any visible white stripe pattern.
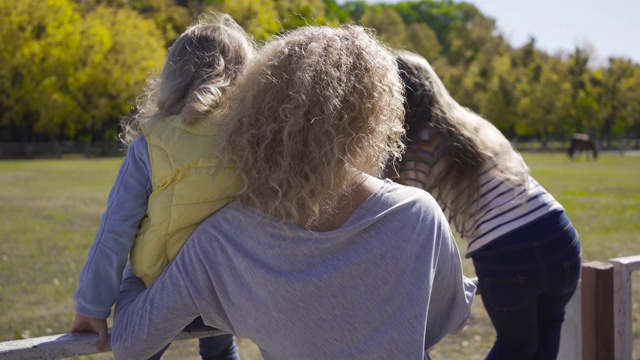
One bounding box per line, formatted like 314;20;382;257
462;174;564;256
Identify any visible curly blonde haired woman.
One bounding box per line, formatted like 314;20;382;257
111;26;475;359
388;50;581;360
72;13;253;358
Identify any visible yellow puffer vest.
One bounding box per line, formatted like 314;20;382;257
130;115;242;286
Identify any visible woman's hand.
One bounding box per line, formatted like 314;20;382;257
71;313;109;351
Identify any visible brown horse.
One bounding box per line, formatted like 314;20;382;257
568;133;598;160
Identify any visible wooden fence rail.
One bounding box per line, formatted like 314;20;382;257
0;329;224;360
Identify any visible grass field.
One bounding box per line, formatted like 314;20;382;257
1;152;639;359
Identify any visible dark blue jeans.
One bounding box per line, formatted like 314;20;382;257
471;211;581;360
148;317;238;360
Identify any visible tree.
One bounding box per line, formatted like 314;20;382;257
446;4;503;66
76;0;191;47
323;0;352;24
478;55;520;136
0;0;110;141
593;57;638;147
274;0;330;29
340;0;369;23
559;47;605;140
361;6;407;49
405;22;442;60
618;64;640;148
515;56;573;141
78;5;166;141
393;0;469;55
0;0;166;142
221;0;280;40
3;0;638;144
436;4;513;133
127;0;191;46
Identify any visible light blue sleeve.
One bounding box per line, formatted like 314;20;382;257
112;262;199;359
73;136;152;319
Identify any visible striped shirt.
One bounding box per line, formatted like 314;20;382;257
459;173;564;257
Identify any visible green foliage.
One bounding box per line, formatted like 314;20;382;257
593;58;639;145
0;0;98;140
446;5;502;66
76;0;190;46
323;0;352;24
274;0;330;29
127;0;191;46
340;0;369;23
2;0;640;143
0;0;165;142
405;22;442;60
515;56;573;140
361;6;408;49
80;6;166;140
217;0;334;41
393;0;469;54
220;0;280;41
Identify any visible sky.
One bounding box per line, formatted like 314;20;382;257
351;0;640;65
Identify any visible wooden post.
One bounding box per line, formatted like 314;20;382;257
581;261;615;360
609;254;640;360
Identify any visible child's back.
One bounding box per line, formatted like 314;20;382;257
71;13;254;356
131;115;241;286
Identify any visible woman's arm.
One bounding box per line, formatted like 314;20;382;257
424;210;476;350
111;262;200;359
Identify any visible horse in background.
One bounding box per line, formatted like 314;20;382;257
568;133;598;160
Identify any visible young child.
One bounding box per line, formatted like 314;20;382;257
71;13;254;358
388;50;581;360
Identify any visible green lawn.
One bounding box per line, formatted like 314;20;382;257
0;153;638;359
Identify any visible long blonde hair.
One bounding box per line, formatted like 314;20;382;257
393;50;528;237
219;25;405;226
119;13;254;146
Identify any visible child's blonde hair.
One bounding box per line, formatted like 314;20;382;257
393;50;529;237
120;12;254;146
219;25;405;227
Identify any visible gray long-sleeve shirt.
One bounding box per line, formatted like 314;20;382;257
112;179;476;359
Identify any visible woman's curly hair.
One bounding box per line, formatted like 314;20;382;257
219;25;405;226
394;50;529;237
119;12;254;146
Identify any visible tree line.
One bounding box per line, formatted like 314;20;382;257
2;0;639;147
